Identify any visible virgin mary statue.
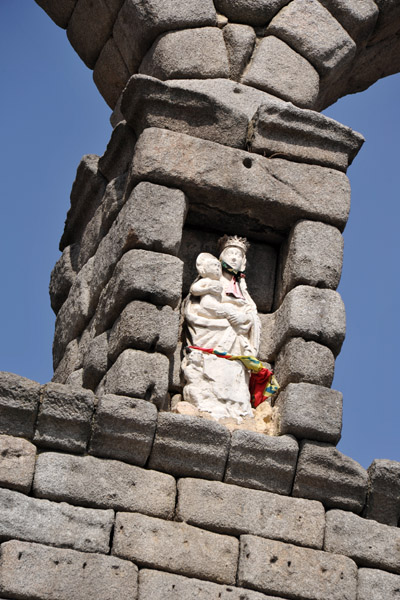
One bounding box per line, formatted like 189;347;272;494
182;235;261;422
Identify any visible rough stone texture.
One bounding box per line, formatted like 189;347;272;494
238;535;357;600
65;368;84;388
76;173;127;270
108;301;180;361
82;331;109;390
52;339;81;384
131;128;351;236
113;512;238;585
98;121;136;181
365;459;400;526
225;430;298;495
139;569;282;600
276;382;343;444
93;250;184;334
259;286;346;362
293;441;368;513
67;0;124;68
34;0;77;28
101;349;170;408
214;0;289;25
223;24;256;81
177;478;325;549
0;372;40;439
139;27;230;80
149;413;230;480
179;227;277;312
0;435;36;494
0;487;113;553
113;0;217;74
358;568;400;600
325;509;400;574
243;36;320;109
53;258;96;367
34;383;95;453
0;540;138;600
318;0;379;43
34;452;176;518
267;0;356;76
274;338;335;389
94;37;131;109
49;244;79;314
89;394;157;467
249;102;364;171
60;154;106;251
275;221;344;306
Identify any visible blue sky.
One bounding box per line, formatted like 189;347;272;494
1;2;399;468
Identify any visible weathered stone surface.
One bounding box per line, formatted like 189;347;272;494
65;368;84;388
122;76;289;156
267;0;356;76
139;27;230;80
243;36;320;109
0;435;36;494
358;568;400;600
34;0;77;28
49;244;79;314
249;103;364;171
169;342;183;393
372;0;400;43
94;37;131;109
98;121;136;181
76;172;127;270
177;478;325;549
90;394;157;466
238;535;357;600
225;430;298;495
275;221;344;306
325;509;400;574
101;349;170;408
0;487;113;553
113;512;238;584
113;0;217;73
108;301;180;361
214;0;288;25
52;338;81;384
93;250;184;334
139;569;282;600
276;383;343;444
34;383;95;453
0;540;138;600
0;372;40;439
293;441;368;512
82;332;109;390
365;459;400;526
34;452;176;518
53;258;96;367
149;413;230;480
132;128;351;235
259;286;346;361
318;0;378;43
60;154;106;251
179;227;277;312
67;0;124;68
223;24;256;81
274;338;335;389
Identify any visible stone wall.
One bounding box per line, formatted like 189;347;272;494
0;371;399;599
1;0;398;598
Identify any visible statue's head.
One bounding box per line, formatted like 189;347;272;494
218;235;249;271
196;253;222;280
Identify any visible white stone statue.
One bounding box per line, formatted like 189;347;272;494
182;235;261;422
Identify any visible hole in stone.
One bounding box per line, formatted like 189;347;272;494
270;556;278;563
243;157;252;168
82;562;87;569
18;552;23;560
287;561;291;567
233;87;242;94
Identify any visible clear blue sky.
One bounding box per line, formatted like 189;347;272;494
1;1;399;468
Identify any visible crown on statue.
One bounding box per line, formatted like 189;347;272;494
218;234;250;255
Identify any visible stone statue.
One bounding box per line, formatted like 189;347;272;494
182;235;261;422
